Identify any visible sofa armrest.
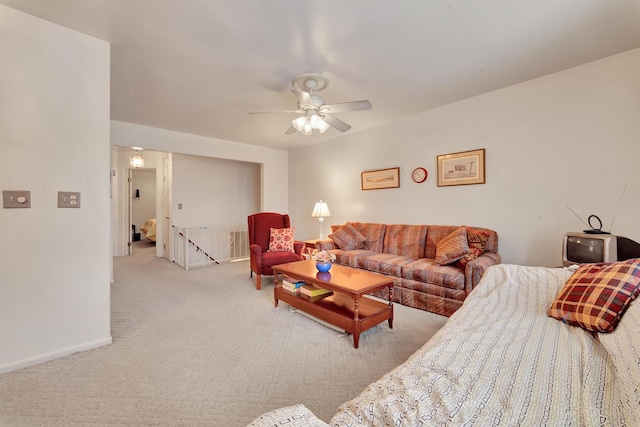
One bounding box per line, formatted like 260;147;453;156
464;252;502;294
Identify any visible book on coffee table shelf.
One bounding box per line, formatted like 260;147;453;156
281;277;305;293
299;283;332;297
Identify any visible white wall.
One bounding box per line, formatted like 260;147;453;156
111;121;288;212
289;48;640;267
0;5;111;372
171;154;260;227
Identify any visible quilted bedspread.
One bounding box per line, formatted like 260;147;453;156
329;263;640;426
248;263;640;427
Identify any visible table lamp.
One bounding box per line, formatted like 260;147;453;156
310;200;332;239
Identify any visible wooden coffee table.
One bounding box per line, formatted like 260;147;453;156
272;260;394;348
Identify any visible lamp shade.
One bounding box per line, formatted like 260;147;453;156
310;200;332;218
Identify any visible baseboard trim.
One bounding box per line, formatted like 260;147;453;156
0;336;112;374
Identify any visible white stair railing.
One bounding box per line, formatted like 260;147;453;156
171;224;248;270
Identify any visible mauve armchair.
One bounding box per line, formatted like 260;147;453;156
248;212;304;290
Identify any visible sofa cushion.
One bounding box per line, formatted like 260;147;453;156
358;253;413;276
435;227;470;265
383;224;428;258
268;227;295;252
402;259;466;290
330;249;379;268
354;223;387;252
329;222;366;251
548;259;640;332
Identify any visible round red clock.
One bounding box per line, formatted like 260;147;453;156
411;167;428;183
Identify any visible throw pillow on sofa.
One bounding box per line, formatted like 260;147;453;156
329;222;366;251
435;227;471;265
456;227;493;268
268;227;295;253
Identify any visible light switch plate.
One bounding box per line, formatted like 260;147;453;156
58;191;81;208
3;190;31;208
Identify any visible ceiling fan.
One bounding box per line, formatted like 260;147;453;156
250;73;372;135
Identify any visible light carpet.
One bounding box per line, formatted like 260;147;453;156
0;241;447;426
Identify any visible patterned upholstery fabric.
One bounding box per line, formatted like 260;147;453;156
268;227;295;252
434;227;470;265
548;259;640;332
424;225;460;259
247;212;303;289
382;224;427;258
321;222;500;317
402;259;465;290
357;253;412;276
249;213;291;252
330;249;378;268
352;223;386;252
456;226;494;267
467;226;493;253
399;284;465;317
329;222;366;250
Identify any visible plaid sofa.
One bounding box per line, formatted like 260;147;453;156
317;223;501;317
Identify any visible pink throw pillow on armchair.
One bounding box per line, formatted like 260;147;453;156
268;227;295;253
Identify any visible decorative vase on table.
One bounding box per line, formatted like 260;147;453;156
316;261;332;273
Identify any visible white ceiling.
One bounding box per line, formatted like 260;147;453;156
3;0;640;151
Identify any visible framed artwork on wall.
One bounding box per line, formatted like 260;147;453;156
437;149;485;187
361;167;400;190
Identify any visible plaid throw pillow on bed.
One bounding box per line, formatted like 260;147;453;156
548;258;640;333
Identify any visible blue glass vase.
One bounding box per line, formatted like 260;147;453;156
316;261;332;273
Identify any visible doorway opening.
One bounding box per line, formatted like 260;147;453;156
129;168;157;254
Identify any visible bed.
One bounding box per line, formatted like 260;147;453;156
139;218;157;242
248;261;640;426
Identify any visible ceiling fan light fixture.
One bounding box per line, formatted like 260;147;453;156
301;121;313;135
311;114;330;133
252;73;371;136
309;113;323;128
292;116;307;131
317;119;330;133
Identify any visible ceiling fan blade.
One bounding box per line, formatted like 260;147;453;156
322;114;351;132
249;110;302;114
292;89;314;108
285;125;297;135
321;100;372;113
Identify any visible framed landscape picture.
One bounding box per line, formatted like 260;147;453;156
361;167;400;190
437;149;485;187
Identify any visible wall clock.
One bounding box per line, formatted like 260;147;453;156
412;167;428;183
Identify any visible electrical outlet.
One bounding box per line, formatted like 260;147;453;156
58;191;81;208
3;190;31;208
